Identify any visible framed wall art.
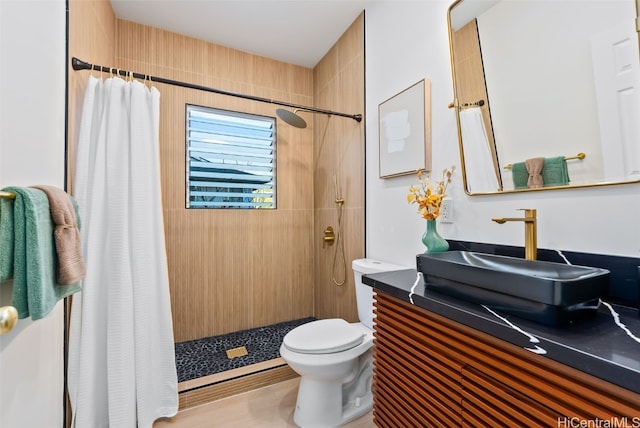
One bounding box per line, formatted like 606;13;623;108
378;79;431;178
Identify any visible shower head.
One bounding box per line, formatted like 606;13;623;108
276;108;308;128
276;106;362;128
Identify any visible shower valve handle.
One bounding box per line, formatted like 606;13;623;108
323;226;335;247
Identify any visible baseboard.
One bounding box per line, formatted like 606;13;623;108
178;360;298;410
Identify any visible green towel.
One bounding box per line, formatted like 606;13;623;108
542;156;570;187
511;162;529;189
4;186;81;320
0;196;14;280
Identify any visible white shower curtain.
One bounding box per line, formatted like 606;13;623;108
68;76;178;427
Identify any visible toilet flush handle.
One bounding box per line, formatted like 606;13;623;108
323;226;335;247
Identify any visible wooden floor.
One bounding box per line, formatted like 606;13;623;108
154;378;375;427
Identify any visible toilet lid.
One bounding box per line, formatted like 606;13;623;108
283;319;364;354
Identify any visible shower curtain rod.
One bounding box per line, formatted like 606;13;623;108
71;57;362;123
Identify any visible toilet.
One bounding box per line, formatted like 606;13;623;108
280;258;407;427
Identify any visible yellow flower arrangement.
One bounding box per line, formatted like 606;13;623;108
407;166;456;220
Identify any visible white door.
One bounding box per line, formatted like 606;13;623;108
591;20;640;181
0;1;67;427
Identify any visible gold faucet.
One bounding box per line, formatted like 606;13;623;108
491;209;537;261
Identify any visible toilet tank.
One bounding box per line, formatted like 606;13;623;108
352;258;408;329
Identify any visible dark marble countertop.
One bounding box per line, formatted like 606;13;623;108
363;269;640;395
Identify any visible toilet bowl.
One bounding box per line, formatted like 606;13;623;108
280;258;407;428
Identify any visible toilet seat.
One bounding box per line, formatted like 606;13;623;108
283;318;364;354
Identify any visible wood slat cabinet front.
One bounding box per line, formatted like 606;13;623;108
373;293;640;427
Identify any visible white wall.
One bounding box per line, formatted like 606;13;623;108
365;1;640;269
0;1;67;427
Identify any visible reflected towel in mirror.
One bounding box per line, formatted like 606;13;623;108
511;162;529;189
542;156;570;187
525;157;544;188
512;156;570;189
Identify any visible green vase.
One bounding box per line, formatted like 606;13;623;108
422;219;449;254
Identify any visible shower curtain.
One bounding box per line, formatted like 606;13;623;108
67;76;178;427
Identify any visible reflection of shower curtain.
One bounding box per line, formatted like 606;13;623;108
68;76;178;427
459;108;500;193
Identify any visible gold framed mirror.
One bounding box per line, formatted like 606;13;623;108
447;0;640;195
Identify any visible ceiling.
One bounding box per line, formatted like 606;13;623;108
110;0;371;68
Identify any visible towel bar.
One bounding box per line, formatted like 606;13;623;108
448;99;485;110
0;191;15;200
504;152;586;170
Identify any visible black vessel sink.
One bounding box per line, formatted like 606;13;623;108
416;251;610;326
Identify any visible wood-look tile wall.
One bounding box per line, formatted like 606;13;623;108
68;0;365;343
113;21;317;342
68;0;116;192
312;14;365;322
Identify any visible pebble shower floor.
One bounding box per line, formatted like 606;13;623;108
174;317;316;382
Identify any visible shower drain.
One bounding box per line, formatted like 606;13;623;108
226;346;249;359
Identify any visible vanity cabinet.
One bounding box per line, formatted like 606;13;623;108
372;293;640;427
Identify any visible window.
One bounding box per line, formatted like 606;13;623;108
186;105;276;209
